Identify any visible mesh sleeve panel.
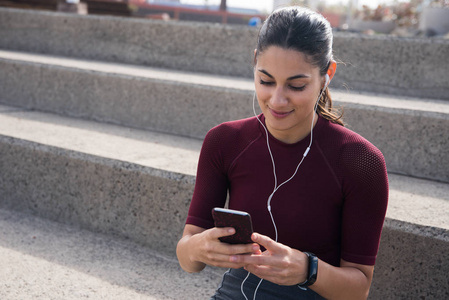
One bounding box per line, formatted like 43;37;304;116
338;135;389;265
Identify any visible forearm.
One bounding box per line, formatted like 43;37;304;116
176;235;206;273
309;259;373;300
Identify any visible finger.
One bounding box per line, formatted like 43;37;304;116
252;246;262;255
204;234;259;256
251;233;282;252
202;252;249;269
202;244;261;269
208;227;235;240
221;243;259;256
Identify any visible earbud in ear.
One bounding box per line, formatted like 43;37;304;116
324;74;330;88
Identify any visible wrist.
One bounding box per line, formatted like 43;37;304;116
178;235;205;273
298;252;318;288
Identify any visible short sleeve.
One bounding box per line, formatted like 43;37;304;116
185;126;229;229
340;139;389;265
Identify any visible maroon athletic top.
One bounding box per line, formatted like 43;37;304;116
186;115;388;266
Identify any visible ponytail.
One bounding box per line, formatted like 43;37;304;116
317;88;344;126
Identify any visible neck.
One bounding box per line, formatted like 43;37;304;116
266;112;319;144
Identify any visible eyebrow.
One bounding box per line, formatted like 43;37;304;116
258;69;310;80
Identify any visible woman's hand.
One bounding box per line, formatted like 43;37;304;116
177;224;260;273
230;232;374;300
230;232;309;286
192;226;261;268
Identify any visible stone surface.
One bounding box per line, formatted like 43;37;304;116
0;135;196;256
332;33;449;100
0;104;202;176
0;204;447;299
1;106;448;234
0;51;448;182
388;174;449;231
371;219;449;299
0;106;448;299
0;51;253;139
0;7;256;79
1;7;448;100
0;208;220;300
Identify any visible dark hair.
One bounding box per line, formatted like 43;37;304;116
255;6;343;126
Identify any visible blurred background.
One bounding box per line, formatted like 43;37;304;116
1;0;448;37
0;0;449;38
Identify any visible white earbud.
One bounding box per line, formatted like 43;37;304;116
324;74;330;88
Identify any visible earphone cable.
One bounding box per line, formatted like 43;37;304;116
245;88;325;300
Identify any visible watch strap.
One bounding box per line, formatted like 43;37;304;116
298;252;318;288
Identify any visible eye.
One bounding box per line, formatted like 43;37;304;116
259;79;274;86
289;85;306;91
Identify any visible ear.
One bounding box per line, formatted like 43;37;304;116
253;49;258;66
326;61;337;83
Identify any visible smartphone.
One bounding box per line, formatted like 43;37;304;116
212;207;254;244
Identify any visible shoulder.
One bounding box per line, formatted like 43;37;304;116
205;116;261;145
209;116;261;134
200;116;263;170
322;119;384;159
319;119;387;178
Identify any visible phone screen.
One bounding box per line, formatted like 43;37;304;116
212;208;254;244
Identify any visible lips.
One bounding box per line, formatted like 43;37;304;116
269;108;292;118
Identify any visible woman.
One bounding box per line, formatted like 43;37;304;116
177;6;388;300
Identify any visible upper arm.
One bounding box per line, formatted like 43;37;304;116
340;140;389;265
187;128;229;229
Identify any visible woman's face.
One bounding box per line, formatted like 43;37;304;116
254;46;324;144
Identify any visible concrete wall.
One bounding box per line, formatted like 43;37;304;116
1;54;447;183
0;136;193;255
332;34;449;100
371;219;449;299
1;135;448;299
0;7;448;100
0;8;256;80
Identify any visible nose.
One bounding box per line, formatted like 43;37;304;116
270;86;288;107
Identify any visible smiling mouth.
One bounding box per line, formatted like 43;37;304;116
269;108;293;118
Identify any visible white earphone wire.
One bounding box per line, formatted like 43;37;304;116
244;84;326;300
252;84;325;211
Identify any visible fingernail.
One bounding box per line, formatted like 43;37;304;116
230;256;237;262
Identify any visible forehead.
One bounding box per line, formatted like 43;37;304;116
256;46;319;77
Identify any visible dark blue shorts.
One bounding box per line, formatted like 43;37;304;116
210;268;326;300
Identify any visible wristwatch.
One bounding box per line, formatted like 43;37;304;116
298;252;318;288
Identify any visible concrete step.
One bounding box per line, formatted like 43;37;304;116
0;207;220;300
0;104;201;256
0;50;448;183
0;49;253;140
1;7;448;100
0;104;448;299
